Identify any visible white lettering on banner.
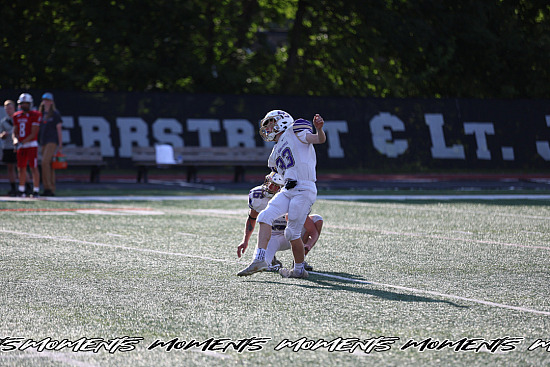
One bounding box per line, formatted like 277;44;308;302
425;114;465;159
324;121;348;158
61;116;75;148
501;147;515;161
370;112;408;158
79;116;115;156
464;122;495;160
535;115;550;161
187;119;220;147
65;114;545;163
222;119;255;147
152;118;184;147
117;118;149;158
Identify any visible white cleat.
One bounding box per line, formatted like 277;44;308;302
279;268;309;279
237;259;268;276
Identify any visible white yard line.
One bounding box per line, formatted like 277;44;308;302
0;229;236;264
0;352;100;367
325;225;550;251
2;229;549;317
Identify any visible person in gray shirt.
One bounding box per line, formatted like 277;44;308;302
0;100;17;196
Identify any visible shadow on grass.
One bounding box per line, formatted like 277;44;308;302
251;270;467;309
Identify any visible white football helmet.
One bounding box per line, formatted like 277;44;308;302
259;110;294;141
17;93;33;105
262;172;284;197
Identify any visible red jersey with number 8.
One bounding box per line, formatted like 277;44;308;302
13;110;41;147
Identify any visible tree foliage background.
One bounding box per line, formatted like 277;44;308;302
2;0;549;98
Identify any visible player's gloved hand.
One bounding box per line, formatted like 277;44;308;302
285;179;297;190
237;242;248;258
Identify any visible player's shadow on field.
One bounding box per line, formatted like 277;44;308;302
256;271;467;309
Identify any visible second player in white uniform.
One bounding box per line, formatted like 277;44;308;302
237;173;323;271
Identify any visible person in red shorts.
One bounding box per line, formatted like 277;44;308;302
12;93;41;197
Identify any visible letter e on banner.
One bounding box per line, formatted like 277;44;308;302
369;112;408;158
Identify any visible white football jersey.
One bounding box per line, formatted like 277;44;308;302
248;186;286;234
268;118;316;182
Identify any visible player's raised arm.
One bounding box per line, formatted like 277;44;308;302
306;114;326;144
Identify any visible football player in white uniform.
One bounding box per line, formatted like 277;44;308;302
237;110;326;278
237;172;323;272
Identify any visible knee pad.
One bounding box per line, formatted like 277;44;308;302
284;221;302;242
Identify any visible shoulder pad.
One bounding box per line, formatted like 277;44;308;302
292;118;313;134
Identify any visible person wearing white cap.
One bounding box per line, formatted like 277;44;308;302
38;92;63;196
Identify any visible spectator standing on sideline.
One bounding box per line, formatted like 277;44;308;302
0;100;17;196
38;92;63;196
12;93;41;197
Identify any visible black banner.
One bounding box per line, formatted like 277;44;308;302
1;90;549;170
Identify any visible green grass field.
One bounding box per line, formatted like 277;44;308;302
1;195;550;366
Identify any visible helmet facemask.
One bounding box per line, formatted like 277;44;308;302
259;117;279;141
259;110;294;142
262;172;284;197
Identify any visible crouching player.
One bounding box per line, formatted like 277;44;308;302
237;172;323;273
